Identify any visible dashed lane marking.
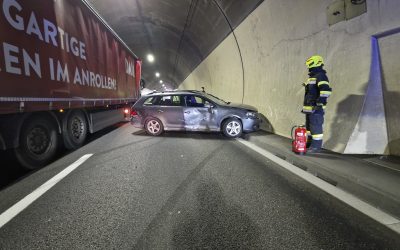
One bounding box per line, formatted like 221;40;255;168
236;139;400;235
0;154;93;229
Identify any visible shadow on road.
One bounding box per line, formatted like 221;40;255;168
0;151;30;191
172;176;261;249
0;122;127;191
132;130;235;141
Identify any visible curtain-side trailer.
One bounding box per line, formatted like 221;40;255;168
0;0;142;169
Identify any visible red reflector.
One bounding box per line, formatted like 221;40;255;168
130;109;138;116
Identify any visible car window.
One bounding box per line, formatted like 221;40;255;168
143;96;157;105
160;96;172;106
185;95;210;107
153;95;183;106
203;93;228;105
171;96;183;106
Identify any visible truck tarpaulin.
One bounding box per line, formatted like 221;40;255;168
0;0;139;114
135;59;142;97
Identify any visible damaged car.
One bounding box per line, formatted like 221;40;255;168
130;90;261;138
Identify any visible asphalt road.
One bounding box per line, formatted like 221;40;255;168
0;123;396;249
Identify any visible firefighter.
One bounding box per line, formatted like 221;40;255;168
302;55;332;153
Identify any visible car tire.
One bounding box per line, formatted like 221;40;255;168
145;118;164;136
222;118;242;138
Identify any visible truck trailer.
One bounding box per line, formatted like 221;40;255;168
0;0;142;169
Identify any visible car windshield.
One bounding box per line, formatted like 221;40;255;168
203;93;230;105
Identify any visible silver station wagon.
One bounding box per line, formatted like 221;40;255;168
130;90;261;138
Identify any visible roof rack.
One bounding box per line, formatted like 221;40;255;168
185;90;207;94
143;89;208;95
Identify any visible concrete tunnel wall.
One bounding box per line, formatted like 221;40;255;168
179;0;400;156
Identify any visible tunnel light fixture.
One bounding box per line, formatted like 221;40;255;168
155;72;160;78
159;80;163;84
147;54;155;63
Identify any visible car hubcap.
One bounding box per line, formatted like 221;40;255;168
148;120;160;134
226;121;241;136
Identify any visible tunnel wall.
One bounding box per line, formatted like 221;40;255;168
179;0;400;155
378;31;400;156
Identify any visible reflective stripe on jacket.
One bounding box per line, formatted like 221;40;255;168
302;67;332;113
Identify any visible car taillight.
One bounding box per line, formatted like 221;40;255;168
130;109;138;116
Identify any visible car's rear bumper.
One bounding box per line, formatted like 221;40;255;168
243;117;261;132
130;116;144;128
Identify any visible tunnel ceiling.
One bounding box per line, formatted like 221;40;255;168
87;0;263;90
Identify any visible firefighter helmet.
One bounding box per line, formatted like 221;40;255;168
306;55;324;69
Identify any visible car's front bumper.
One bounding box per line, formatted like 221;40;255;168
242;117;262;132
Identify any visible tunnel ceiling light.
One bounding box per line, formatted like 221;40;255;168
160;80;163;84
155;72;160;78
147;54;155;63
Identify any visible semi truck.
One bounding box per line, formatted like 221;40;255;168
0;0;142;169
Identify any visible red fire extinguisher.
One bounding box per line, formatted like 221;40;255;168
291;125;307;154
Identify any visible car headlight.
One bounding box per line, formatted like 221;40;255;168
246;112;257;118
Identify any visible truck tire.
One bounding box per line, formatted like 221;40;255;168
62;110;88;150
14;116;59;170
222;118;243;138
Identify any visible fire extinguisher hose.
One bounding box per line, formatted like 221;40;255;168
291;125;297;140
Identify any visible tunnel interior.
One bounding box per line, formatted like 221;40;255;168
88;0;263;90
87;0;400;156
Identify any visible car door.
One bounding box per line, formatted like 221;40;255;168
183;95;218;131
144;95;185;130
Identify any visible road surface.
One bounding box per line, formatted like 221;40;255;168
0;123;395;249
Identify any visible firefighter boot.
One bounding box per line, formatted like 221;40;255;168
307;148;322;154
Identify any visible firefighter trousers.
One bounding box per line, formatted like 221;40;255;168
305;110;324;149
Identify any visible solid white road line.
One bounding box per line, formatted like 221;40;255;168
0;154;93;229
363;159;400;173
236;139;400;234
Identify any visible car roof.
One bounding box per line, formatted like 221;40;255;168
143;90;206;97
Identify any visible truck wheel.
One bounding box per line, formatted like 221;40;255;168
145;118;163;136
63;110;88;150
222;118;242;138
14;116;59;170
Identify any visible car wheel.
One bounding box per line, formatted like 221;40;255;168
145;118;164;136
222;118;242;138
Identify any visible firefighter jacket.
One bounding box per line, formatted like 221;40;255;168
302;67;332;113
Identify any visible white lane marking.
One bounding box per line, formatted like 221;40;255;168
236;139;400;234
0;154;93;229
363;159;400;173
